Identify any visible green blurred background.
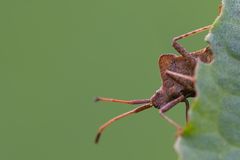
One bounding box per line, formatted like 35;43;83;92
0;0;219;160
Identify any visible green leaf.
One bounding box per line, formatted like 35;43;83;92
176;0;240;159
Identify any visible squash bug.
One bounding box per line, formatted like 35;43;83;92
94;25;214;144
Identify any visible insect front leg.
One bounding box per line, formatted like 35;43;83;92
158;95;185;131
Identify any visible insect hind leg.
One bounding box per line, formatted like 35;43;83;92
165;70;195;90
172;25;212;57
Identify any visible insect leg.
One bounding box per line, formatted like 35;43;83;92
95;104;152;144
159;95;185;133
172;25;212;57
218;3;223;16
191;47;213;63
95;97;150;105
159;95;185;130
166;70;195;90
184;98;190;123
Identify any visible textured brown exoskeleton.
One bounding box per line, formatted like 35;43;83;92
94;25;214;144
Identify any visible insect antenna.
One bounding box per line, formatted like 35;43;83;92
95;97;150;105
95;103;152;144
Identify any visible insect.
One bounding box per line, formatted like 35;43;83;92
94;25;214;144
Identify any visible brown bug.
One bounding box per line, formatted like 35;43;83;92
94;25;213;144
